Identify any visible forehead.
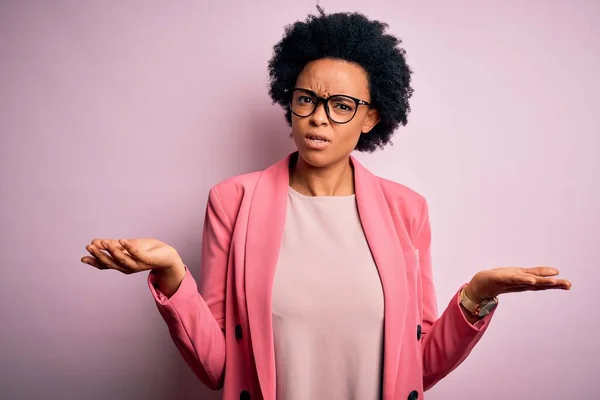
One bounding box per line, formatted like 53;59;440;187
295;58;370;99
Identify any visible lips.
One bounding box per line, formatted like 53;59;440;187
304;133;332;150
305;133;330;142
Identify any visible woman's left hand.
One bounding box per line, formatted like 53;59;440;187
465;266;572;303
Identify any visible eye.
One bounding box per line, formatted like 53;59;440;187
331;100;355;112
297;96;315;104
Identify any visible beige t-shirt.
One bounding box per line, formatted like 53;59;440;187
272;186;385;400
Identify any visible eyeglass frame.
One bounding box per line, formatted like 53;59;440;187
286;87;372;124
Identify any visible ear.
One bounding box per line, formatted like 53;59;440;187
361;108;380;134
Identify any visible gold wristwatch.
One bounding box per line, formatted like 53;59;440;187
460;287;498;318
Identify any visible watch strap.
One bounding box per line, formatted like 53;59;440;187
460;287;497;317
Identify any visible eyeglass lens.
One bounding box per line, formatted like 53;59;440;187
291;90;358;123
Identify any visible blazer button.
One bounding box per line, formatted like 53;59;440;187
235;324;243;340
408;389;419;400
417;324;422;340
240;390;250;400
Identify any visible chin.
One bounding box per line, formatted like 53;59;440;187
296;147;339;169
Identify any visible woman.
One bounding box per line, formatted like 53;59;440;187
81;7;571;400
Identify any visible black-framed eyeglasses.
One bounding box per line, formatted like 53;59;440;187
288;88;371;124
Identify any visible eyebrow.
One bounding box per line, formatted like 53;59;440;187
293;88;371;105
295;87;365;99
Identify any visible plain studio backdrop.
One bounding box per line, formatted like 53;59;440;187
1;1;598;399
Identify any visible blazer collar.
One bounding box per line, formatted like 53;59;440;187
245;151;408;400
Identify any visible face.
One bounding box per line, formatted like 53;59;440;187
290;58;380;169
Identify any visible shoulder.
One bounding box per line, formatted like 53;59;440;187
375;175;427;215
200;171;260;228
352;155;427;219
373;175;430;242
210;170;262;202
207;153;292;207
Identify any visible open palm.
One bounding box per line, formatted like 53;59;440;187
81;238;181;275
466;266;571;302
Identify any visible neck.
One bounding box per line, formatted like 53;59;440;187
289;153;355;197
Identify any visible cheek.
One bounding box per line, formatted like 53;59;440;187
290;116;305;135
354;111;373;132
337;121;364;145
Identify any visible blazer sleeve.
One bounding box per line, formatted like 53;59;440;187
147;187;232;390
414;198;497;391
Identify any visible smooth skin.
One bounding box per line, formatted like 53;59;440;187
81;58;571;321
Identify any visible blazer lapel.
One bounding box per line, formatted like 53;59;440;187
245;153;292;400
352;155;408;400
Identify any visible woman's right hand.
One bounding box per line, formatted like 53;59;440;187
81;238;183;275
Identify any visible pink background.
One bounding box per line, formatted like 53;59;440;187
1;1;598;399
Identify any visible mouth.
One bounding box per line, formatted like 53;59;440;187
303;133;332;150
305;133;330;142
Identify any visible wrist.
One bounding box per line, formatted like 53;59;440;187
151;257;186;298
464;281;490;304
154;258;185;277
461;281;499;319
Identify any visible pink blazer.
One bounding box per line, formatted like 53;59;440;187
148;152;496;400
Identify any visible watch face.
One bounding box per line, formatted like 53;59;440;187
479;299;498;317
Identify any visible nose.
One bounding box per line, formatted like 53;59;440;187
310;100;329;126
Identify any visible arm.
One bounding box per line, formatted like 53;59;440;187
148;187;232;390
414;199;496;391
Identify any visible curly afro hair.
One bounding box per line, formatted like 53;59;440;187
267;6;414;153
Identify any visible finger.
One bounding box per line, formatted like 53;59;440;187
102;240;139;272
506;275;538;286
560;279;572;289
119;239;143;260
92;238;126;251
118;239;130;250
102;239;132;256
81;256;108;270
527;276;571;288
91;238;113;250
507;284;569;293
523;266;559;277
550;279;572;289
507;275;572;290
86;244;128;274
100;239;127;253
508;273;558;286
530;276;559;285
97;239;135;262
